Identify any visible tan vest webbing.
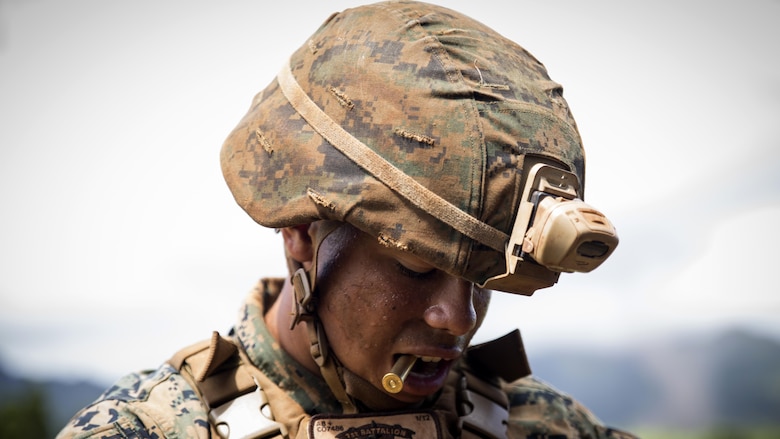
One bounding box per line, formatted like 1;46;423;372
169;330;531;439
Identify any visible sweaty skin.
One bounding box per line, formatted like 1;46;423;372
266;222;491;405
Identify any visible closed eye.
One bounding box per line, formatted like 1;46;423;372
396;261;436;280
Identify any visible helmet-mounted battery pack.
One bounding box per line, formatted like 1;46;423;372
480;162;618;295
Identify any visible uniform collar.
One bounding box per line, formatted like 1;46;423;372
234;278;342;415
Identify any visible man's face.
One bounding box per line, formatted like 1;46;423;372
314;224;491;404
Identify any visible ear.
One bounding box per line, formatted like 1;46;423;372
281;224;314;266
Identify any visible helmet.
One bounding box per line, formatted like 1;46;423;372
221;0;617;295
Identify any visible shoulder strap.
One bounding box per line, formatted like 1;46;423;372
169;331;289;439
466;329;531;382
457;329;532;439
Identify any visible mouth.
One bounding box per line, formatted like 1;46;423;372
413;356;445;375
390;354;453;397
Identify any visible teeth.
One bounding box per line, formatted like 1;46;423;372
419;356;442;363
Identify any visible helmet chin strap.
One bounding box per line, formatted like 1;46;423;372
289;221;357;414
291;266;357;414
289;221;419;413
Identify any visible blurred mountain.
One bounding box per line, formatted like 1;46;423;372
1;327;779;435
0;364;105;437
531;328;780;430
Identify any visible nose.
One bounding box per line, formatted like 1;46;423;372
423;277;478;336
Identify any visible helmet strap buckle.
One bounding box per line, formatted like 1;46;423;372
290;267;315;330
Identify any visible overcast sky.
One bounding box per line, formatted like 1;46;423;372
1;0;778;383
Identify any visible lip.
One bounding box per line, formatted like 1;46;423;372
400;345;463;363
389;348;461;397
401;358;453;396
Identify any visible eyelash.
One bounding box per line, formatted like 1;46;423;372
396;262;436;280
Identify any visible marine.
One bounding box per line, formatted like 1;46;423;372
58;1;636;438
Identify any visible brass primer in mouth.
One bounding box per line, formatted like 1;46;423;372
381;354;417;393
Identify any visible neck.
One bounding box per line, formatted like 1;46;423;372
264;277;321;376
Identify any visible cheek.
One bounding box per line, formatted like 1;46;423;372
473;289;492;327
321;276;403;350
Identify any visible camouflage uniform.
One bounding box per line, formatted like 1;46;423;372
59;1;634;437
57;279;636;438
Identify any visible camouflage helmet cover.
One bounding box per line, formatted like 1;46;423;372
220;0;585;292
